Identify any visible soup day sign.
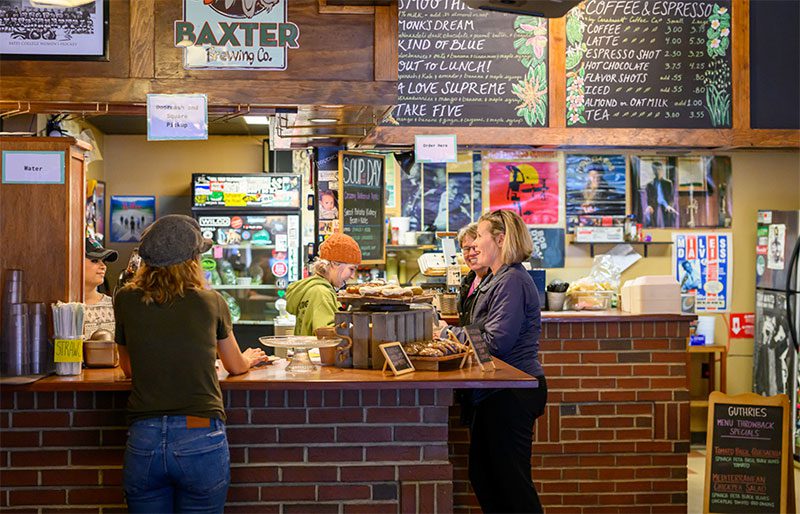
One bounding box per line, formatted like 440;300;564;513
175;0;300;70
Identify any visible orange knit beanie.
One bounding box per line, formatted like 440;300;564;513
319;232;362;265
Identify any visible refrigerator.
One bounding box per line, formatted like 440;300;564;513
192;173;303;346
753;209;800;462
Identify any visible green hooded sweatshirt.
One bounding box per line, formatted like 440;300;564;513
285;275;340;336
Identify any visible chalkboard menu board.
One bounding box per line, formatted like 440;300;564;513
338;152;386;265
565;1;732;128
465;324;495;370
392;2;548;127
705;392;790;514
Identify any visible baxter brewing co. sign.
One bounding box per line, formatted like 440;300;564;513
174;0;300;70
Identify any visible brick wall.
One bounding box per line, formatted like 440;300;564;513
0;388;454;513
450;319;691;514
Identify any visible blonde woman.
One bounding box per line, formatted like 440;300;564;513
449;209;547;514
456;223;490;327
286;232;361;336
114;215;266;513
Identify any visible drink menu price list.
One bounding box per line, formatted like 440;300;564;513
565;0;732;128
392;0;548;127
708;403;784;513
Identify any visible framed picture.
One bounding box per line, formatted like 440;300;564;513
677;157;707;192
109;196;156;243
0;0;109;61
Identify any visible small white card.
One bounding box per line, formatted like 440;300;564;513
147;94;208;141
2;151;65;184
414;135;457;163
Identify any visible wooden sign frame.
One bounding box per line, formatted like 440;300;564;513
703;391;794;514
338;151;386;265
379;342;415;376
464;324;495;372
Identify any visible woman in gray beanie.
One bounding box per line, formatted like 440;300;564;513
114;214;266;513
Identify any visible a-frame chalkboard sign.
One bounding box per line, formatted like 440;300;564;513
704;391;795;514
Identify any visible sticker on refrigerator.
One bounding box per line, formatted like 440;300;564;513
756;255;766;276
758;211;772;224
272;261;288;278
672;232;733;312
767;224;786;270
276;234;288;253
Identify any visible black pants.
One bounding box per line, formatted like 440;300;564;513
469;377;547;514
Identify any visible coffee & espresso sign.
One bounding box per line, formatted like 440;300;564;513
175;0;300;70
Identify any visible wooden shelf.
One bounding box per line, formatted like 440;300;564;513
687;344;728;354
690;400;709;408
570;241;673;257
386;245;437;251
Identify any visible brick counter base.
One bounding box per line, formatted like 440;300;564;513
0;388;453;513
450;319;691;514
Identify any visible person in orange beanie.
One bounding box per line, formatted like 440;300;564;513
285;232;361;336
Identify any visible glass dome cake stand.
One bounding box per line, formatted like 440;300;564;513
258;336;342;373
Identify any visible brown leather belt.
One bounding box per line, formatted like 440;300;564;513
185;416;211;429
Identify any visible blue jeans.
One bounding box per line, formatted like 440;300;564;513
124;416;230;513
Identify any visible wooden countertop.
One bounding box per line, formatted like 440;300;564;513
441;310;695;325
6;358;537;392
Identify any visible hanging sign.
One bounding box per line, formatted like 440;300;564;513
1;151;64;184
414;135;457;163
175;0;299;70
672;232;732;312
147;94;208;141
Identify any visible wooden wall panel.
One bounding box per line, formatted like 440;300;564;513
0;1;131;80
154;0;375;82
374;4;398;81
732;0;750;130
365;126;800;148
0;138;85;330
130;0;156;78
548;17;566;129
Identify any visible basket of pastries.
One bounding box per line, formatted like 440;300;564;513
338;280;434;307
402;332;471;371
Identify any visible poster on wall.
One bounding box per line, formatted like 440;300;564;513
672;232;732;312
175;0;299;70
315;146;344;245
401;151;481;233
110;196;156;243
565;154;626;231
85;180;105;244
485;152;561;226
631;156;732;229
0;0;107;59
529;228;565;268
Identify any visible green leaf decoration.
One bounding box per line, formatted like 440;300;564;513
566;14;582;45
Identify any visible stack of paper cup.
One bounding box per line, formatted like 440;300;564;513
696;316;716;346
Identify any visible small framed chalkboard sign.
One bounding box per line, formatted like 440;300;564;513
464;325;495;372
704;391;795;514
379;342;415;376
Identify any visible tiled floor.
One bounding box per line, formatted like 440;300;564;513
688;445;800;513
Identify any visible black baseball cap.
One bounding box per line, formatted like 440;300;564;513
86;236;118;263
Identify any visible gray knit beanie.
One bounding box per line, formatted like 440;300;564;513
138;215;213;267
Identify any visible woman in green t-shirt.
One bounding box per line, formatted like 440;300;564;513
115;215;266;513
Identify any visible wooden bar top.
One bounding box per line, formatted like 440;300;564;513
5;358;537;392
441;310;695;325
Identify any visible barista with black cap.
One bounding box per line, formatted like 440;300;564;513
83;235;118;339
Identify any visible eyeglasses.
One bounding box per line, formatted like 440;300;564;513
462;245;477;254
